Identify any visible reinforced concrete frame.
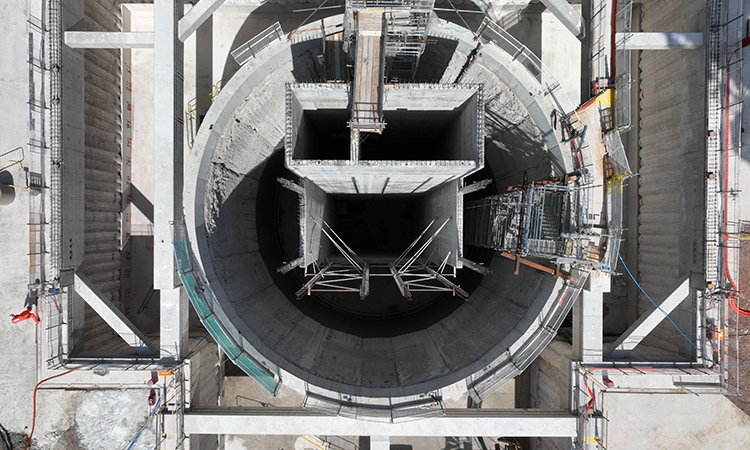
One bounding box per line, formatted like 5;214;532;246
54;0;191;366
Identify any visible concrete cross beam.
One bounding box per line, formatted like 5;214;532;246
154;0;188;361
616;32;704;50
371;436;390;450
540;0;585;39
74;273;156;356
178;0;227;42
64;31;154;48
605;277;691;359
183;408;579;437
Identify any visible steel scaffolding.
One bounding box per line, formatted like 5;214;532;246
465;182;604;268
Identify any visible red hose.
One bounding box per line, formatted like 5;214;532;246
24;367;84;450
729;297;750;318
721;9;746;316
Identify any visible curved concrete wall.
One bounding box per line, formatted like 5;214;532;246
183;18;584;408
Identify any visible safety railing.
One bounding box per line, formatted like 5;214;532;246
231;22;284;66
467;269;589;402
347;0;435;13
172;219;281;395
302;386;445;422
42;289;66;367
476;18;576;115
614;0;634;132
185;79;224;151
476;18;594;182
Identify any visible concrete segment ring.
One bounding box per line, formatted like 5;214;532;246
183;17;583;410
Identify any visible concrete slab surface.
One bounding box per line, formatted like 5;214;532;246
0;0;41;435
604;392;750;450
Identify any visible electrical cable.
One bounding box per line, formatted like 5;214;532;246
180;334;210;363
24;366;86;450
617;252;750;369
122;380;174;450
0;422;12;450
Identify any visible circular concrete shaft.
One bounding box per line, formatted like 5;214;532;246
184;17;584;409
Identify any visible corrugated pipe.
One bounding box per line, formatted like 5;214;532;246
86;180;121;193
85;220;120;233
83;50;121;76
92;279;121;295
85;210;121;223
85;201;120;213
83;250;120;264
86;145;121;162
84;158;120;173
84;240;119;253
84;3;121;33
86;269;120;284
86;190;121;203
85;168;121;184
80;259;121;273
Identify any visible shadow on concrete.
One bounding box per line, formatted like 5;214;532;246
207;142;479;338
413;37;458;83
434;0;485;32
129;184;153;223
220;2;344;84
0;171;17;206
483;103;552;188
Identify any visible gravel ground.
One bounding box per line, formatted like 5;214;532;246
726;225;750;414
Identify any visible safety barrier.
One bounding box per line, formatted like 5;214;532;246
466;269;589;402
231;22;284;66
172;220;281;395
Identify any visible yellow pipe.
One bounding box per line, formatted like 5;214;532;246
0;161;22;174
299;435;327;450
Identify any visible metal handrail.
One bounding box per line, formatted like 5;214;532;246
231;22;284;66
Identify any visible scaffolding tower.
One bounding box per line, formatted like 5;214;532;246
465;182;605;268
344;0;435;133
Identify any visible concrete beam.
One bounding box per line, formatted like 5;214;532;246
605;278;690;359
184;408;578;437
64;31;154;48
616;32;704;50
74;273;156;356
155;0;188;361
154;0;183;290
160;287;189;361
575;290;603;362
371;436;390;450
178;0;226;42
540;0;585;39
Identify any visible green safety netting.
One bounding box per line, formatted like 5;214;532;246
172;221;280;396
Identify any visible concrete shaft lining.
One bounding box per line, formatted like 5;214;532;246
183;17;581;403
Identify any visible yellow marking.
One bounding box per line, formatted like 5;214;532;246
606;173;629;196
584;436;598;444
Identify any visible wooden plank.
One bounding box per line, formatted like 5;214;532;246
500;251;572;281
352;11;383;131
